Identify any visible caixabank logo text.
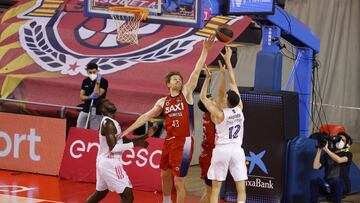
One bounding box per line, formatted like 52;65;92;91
245;150;275;190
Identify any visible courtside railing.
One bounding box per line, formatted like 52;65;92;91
0;98;141;118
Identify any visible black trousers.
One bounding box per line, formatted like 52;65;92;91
310;177;345;203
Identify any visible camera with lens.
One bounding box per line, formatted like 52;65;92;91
309;132;341;151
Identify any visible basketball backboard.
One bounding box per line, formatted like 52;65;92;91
84;0;205;28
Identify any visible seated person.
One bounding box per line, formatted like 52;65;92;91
310;131;353;203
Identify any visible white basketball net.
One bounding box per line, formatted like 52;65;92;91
111;11;145;45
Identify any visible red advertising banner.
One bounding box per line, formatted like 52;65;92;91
60;127;163;192
0;112;66;175
59;127;98;182
122;137;163;192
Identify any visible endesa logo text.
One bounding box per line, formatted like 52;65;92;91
69;139;162;169
70;140;99;159
59;127;164;192
122;148;162;169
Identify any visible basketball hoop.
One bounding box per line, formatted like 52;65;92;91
109;6;148;45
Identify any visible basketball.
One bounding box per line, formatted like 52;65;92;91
215;24;234;43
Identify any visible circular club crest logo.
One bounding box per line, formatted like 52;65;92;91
18;1;204;76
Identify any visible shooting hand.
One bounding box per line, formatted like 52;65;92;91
220;46;232;62
88;92;99;100
203;35;215;51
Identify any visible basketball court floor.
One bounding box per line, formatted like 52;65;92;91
1;145;359;203
0;167;225;203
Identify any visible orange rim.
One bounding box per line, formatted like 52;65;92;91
108;6;148;21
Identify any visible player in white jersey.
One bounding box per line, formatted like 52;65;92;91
86;99;156;203
199;46;247;203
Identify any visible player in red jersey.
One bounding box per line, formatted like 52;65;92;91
121;36;215;203
198;95;216;203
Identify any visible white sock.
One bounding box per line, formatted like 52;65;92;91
163;195;172;203
238;201;245;203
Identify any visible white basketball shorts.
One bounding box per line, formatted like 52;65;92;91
96;157;132;194
207;144;248;181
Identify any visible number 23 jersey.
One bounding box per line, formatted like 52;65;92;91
215;106;244;145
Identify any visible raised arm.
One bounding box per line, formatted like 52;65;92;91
183;35;215;96
121;98;164;138
215;60;226;107
221;46;243;109
200;67;224;124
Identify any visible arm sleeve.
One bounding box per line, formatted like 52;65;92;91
345;152;353;162
100;79;108;90
111;142;134;153
81;79;86;91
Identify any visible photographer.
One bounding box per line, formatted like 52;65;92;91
310;132;353;203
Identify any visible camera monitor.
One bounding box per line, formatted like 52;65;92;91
226;0;275;15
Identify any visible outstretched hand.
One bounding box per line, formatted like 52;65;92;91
145;126;158;138
116;131;128;140
220;46;232;63
203;35;215;51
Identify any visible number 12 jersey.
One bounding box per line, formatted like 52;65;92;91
215;106;244;145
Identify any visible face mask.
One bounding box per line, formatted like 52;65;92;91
89;73;97;81
336;140;345;149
